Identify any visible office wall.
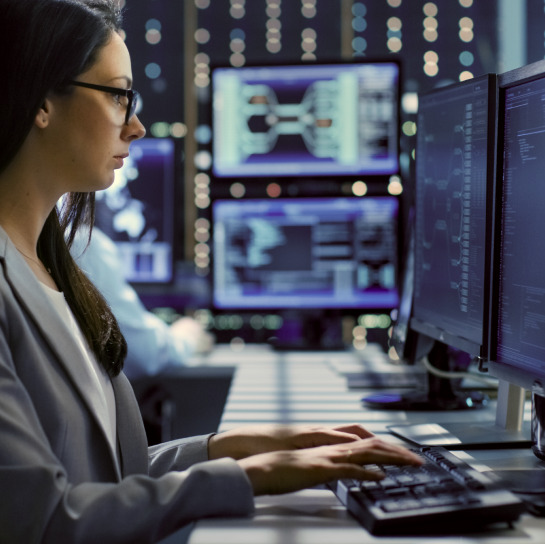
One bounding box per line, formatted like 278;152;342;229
121;0;503;262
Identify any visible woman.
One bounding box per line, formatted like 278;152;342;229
0;1;422;542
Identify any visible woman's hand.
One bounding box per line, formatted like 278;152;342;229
237;437;423;496
208;423;375;460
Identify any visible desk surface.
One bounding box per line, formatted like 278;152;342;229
187;345;545;544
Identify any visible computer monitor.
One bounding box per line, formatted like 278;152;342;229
211;61;400;179
487;59;545;457
93;138;175;283
410;74;497;360
387;70;543;450
367;75;512;435
212;196;399;311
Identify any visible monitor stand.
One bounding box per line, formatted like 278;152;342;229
386;379;531;449
361;341;488;411
362;341;532;449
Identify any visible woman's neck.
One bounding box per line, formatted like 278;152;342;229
0;167;57;255
0;171;60;291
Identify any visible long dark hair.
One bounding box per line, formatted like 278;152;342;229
0;0;127;376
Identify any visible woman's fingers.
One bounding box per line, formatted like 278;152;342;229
288;424;376;449
239;437;423;496
330;423;376;440
336;438;423;467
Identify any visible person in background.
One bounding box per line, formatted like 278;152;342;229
0;1;423;542
73;226;214;380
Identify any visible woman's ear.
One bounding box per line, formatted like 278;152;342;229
34;98;51;128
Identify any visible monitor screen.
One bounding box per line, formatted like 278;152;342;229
211;61;400;178
411;74;497;358
93;138;175;283
490;61;545;389
212;196;399;310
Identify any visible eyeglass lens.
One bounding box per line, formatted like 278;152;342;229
127;91;139;124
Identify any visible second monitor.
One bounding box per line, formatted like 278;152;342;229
411;73;497;360
212;196;399;312
365;74;498;420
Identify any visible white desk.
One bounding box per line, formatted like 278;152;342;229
187;345;545;544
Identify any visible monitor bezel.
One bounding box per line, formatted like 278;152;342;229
209;57;402;181
210;195;401;312
488;59;545;389
389;207;436;365
409;73;498;360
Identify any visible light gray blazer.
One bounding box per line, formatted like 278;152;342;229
0;227;253;544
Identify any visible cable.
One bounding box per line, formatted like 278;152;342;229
419;356;499;388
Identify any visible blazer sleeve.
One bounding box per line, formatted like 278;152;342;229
148;434;212;476
41;459;255;544
0;340;254;544
0;299;254;544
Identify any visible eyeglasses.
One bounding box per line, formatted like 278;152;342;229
68;81;140;125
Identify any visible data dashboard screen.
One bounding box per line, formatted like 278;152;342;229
495;73;545;374
94;138;175;283
211;62;400;178
212;197;399;310
412;75;496;355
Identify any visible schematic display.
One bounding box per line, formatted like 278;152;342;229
211;62;400;178
413;77;492;347
212;197;399;310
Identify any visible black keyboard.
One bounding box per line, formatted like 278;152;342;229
330;446;526;535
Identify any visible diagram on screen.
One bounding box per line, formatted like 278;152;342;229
212;63;399;177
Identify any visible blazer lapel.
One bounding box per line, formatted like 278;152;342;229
112;374;149;475
0;229;121;478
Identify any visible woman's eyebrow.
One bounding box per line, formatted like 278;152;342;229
106;75;133;88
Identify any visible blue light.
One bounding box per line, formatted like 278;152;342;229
352;16;368;32
352;2;367;17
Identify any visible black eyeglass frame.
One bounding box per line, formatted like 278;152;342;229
68;81;139;125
